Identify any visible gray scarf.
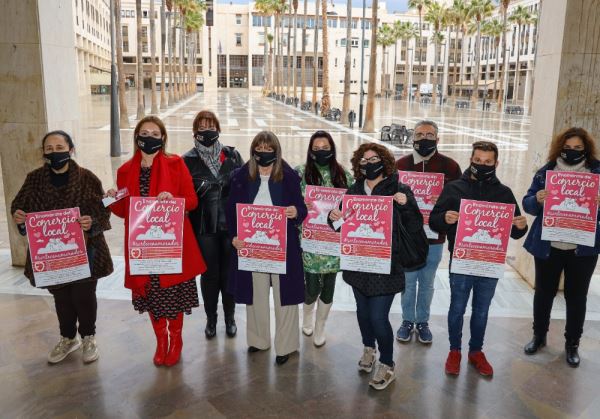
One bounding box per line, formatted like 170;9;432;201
195;139;224;177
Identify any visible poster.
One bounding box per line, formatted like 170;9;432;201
26;207;91;287
398;171;445;239
541;170;599;246
103;187;129;207
339;195;393;274
236;204;287;274
128;197;185;275
451;199;515;279
301;185;346;256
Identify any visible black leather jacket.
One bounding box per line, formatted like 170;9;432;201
183;146;244;236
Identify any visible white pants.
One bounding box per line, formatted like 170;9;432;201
246;273;300;356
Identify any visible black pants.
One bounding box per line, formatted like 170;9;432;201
197;232;235;321
49;281;98;339
533;248;597;341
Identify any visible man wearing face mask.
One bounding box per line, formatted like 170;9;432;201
183;111;243;339
395;120;462;345
429;141;528;377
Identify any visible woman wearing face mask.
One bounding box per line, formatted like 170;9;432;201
183;110;243;339
226;131;307;366
522;127;600;367
328;143;423;391
107;116;206;367
295;130;353;347
11;130;113;364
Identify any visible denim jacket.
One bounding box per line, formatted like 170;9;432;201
523;160;600;259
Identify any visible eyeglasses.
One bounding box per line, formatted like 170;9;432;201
415;133;436;140
359;156;381;165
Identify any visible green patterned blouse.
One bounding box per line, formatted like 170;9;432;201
295;163;354;274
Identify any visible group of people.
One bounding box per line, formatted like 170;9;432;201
11;111;599;391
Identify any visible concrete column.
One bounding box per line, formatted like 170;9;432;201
509;0;600;286
0;0;79;266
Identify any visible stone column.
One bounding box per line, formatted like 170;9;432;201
509;0;600;286
0;0;79;266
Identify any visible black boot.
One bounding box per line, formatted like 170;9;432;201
524;335;546;355
205;315;217;339
565;339;580;367
225;318;237;338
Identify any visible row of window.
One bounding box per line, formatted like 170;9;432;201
120;9;158;19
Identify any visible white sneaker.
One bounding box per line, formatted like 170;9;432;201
358;346;376;373
47;336;81;364
82;335;99;364
369;362;396;391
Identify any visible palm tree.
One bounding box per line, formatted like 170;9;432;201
340;0;352;124
300;0;308;102
286;0;292;98
376;23;396;96
267;32;275;91
115;0;130;128
363;0;378;133
149;0;158;114
255;0;277;95
276;1;288;95
408;0;429;97
319;0;330;116
448;0;467;97
425;1;448;104
159;1;167;110
184;1;204;94
311;0;320;106
508;5;534;104
395;21;417;100
135;0;145;119
482;18;505;102
166;0;175;104
292;0;299;99
497;0;513;107
467;0;494;106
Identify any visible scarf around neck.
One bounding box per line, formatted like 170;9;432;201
195;139;223;177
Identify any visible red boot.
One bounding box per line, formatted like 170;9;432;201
164;313;184;367
468;351;493;376
445;350;462;375
150;314;168;366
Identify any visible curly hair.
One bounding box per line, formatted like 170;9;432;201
547;127;598;164
350;143;396;180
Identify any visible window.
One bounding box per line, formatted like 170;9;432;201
363;39;369;48
235;33;242;47
340;18;346;28
351;19;358;29
252;54;265;86
361;19;370;30
143;10;148;18
142;26;148;53
340;38;347;47
328;18;337;28
334;58;338;67
307;17;315;28
351;38;359;48
236;14;242;25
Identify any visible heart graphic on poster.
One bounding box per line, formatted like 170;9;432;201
464;220;472;226
269;229;275;234
165;222;171;227
243;222;249;228
68;238;76;244
582;203;590;208
34;232;41;238
34;261;45;272
342;244;352;255
544;217;555;227
239;248;249;257
167;228;175;233
131;248;141;259
454;249;466;259
492;228;499;233
302;230;311;239
551;190;558;195
272;234;279;241
64;233;71;239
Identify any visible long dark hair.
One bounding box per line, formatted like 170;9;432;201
304;131;348;188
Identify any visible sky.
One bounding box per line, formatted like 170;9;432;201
218;1;411;13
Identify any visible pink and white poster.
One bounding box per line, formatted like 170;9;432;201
398;171;445;239
541;171;599;246
26;207;91;287
451;199;515;279
236;204;287;274
128;197;185;275
301;185;346;256
340;195;393;274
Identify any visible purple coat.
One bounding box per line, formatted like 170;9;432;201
226;162;307;306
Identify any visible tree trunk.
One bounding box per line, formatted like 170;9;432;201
497;7;508;107
168;11;174;105
403;40;410;100
451;25;459;97
470;22;482;106
312;0;320;106
514;24;522;103
115;0;130;128
293;2;298;99
159;1;167;110
300;0;307;102
432;43;438;104
493;38;500;103
135;0;145;119
363;0;378;132
340;0;352;124
149;0;158;114
380;46;386;95
459;29;466;98
286;2;292;98
179;21;186;97
417;9;423;99
263;17;269;94
320;0;329;116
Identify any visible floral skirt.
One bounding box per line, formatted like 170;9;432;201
133;275;199;320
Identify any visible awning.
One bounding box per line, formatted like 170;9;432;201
90;72;111;86
454;79;500;88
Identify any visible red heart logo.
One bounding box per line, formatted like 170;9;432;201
302;230;311;239
131;248;141;259
34;262;45;272
454;249;466;259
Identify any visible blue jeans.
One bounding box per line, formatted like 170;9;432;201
401;244;443;323
352;288;395;366
448;273;498;352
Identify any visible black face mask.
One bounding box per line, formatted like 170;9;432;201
470;162;496;182
560;148;586;165
360;161;385;181
413;139;437;157
137;135;163;155
44;151;71;170
311;149;333;166
253;151;277;167
194;130;220;147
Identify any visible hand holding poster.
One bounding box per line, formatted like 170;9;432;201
541;171;599;246
398;171;444;239
102;187;129;207
451;199;515;279
236;204;287;274
128;197;185;275
340;195;393;274
301;185;346;256
26;207;91;287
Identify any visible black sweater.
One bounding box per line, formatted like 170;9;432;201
429;170;528;255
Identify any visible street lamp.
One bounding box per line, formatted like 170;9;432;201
358;0;366;128
109;0;121;157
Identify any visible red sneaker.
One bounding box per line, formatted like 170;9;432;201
468;351;493;376
445;350;461;375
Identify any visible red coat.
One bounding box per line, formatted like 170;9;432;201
111;151;206;294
